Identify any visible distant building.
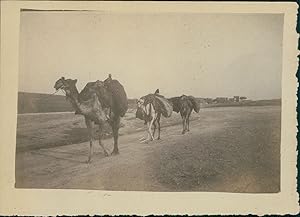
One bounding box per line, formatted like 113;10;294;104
233;96;240;102
214;97;229;104
204;98;213;104
240;96;247;101
198;98;207;104
207;96;247;104
228;97;234;102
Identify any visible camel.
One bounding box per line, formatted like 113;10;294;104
136;96;161;142
54;75;128;163
136;89;172;142
169;95;200;134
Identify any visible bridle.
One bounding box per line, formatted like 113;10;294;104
43;88;65;100
46;80;67;100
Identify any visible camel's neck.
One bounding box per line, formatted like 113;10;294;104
66;87;82;112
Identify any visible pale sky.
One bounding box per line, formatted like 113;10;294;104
19;11;283;99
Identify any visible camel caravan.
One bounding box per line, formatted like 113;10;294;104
54;74;200;163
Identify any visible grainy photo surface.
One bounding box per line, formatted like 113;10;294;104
16;11;283;193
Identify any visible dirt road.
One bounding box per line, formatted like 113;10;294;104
15;106;280;193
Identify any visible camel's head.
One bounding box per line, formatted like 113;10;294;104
54;77;78;96
135;97;147;122
136;97;145;109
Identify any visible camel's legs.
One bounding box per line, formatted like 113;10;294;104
144;120;154;142
185;115;189;132
185;117;188;134
147;122;151;141
181;114;186;134
187;111;191;132
180;112;183;134
98;124;109;157
152;121;157;138
85;118;93;163
185;115;189;133
157;113;161;140
111;116;120;155
148;116;155;141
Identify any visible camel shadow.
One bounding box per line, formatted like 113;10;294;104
31;147;108;164
31;150;87;163
63;127;113;143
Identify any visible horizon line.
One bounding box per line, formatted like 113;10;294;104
17;91;282;101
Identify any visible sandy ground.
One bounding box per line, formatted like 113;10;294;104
15;106;280;192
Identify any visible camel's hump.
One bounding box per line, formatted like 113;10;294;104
105;79;128;117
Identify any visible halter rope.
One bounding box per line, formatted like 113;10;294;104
43;89;64;100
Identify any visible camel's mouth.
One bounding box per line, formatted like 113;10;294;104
54;84;63;91
54;80;65;91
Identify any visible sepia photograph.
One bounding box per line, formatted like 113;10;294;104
16;10;282;193
0;1;298;215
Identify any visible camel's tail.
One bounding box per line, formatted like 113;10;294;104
187;96;200;113
155;95;173;118
168;97;181;113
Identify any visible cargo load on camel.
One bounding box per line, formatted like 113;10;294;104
135;89;173;142
140;92;173;118
78;74;128;118
187;95;200;113
103;75;128;117
169;95;200;114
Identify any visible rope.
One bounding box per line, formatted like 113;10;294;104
43;89;61;100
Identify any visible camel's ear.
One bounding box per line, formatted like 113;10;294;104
61;77;65;80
